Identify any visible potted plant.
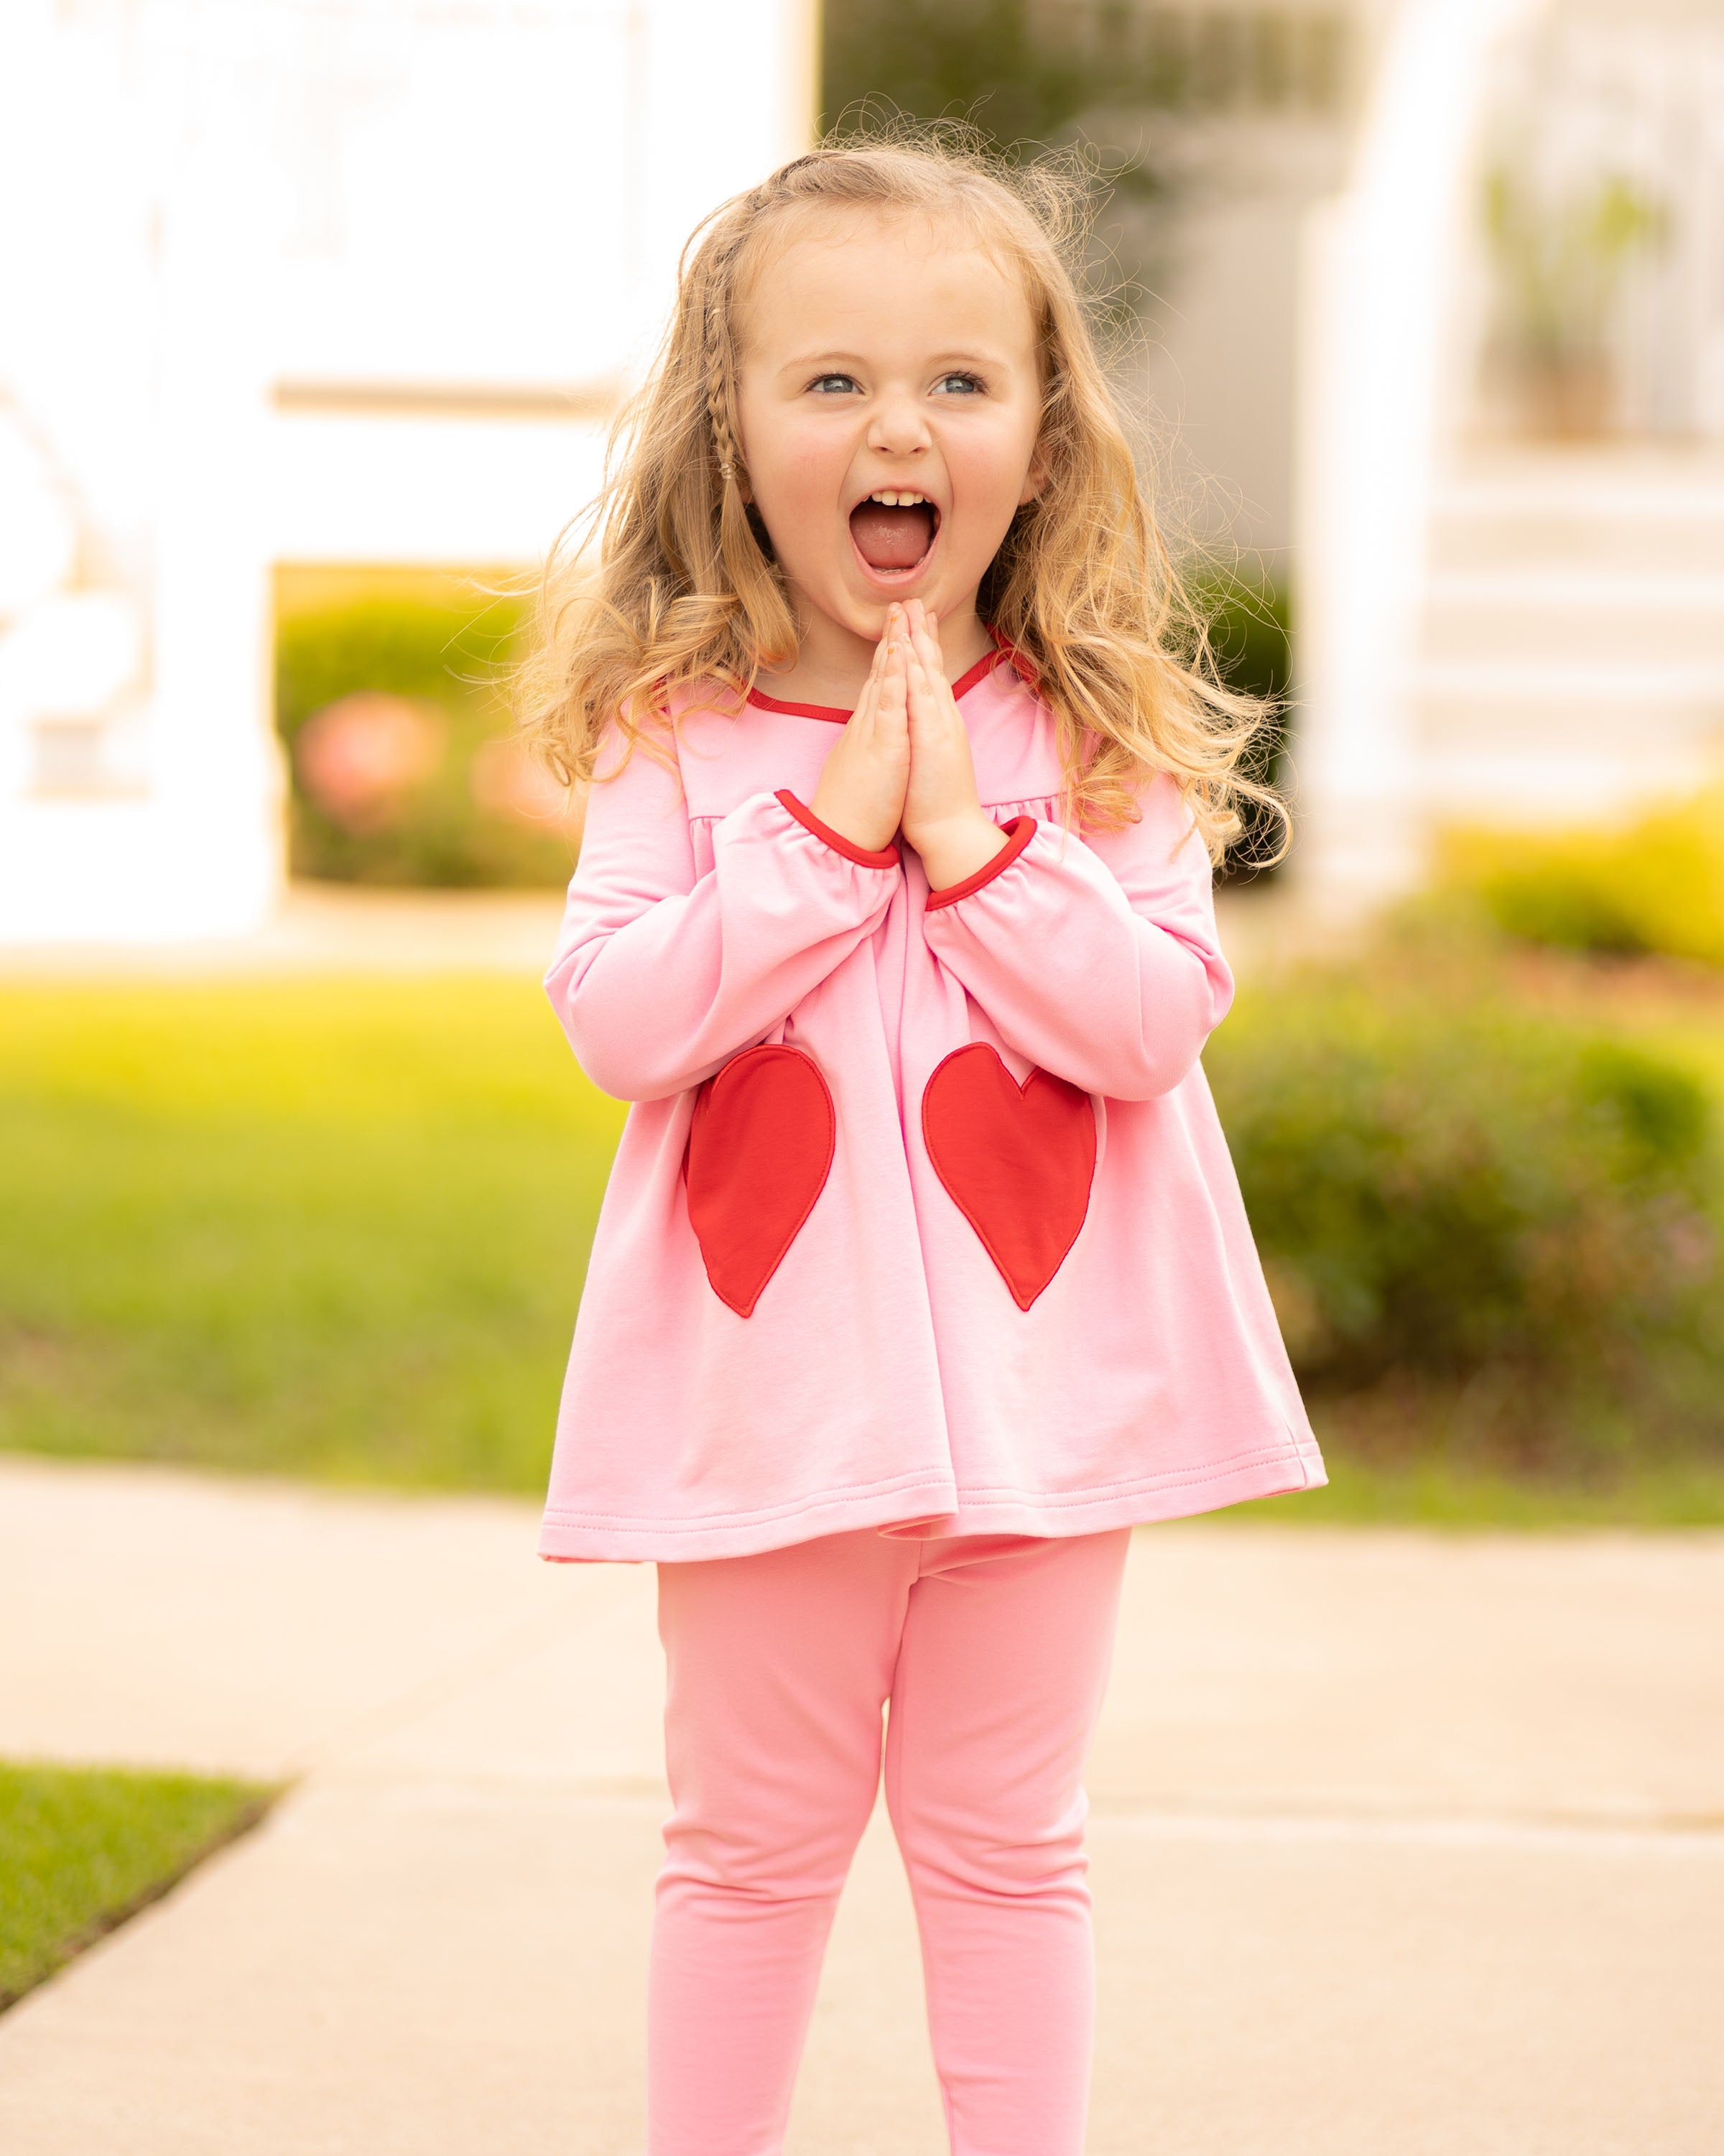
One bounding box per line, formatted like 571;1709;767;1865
1480;164;1669;440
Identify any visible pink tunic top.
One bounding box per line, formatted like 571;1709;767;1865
539;650;1325;1563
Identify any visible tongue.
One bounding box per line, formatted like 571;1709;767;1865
851;501;935;572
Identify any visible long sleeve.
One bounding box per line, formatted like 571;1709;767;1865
919;771;1233;1101
546;733;902;1103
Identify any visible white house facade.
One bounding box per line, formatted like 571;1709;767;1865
0;0;815;942
1297;0;1724;904
3;0;1721;940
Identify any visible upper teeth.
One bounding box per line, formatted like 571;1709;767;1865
868;491;927;507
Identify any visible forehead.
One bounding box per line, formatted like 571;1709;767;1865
735;203;1037;358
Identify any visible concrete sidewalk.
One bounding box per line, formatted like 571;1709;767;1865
2;1453;1721;2153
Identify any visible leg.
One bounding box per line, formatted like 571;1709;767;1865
883;1530;1133;2156
649;1530;914;2156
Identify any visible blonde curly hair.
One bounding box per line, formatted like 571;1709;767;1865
517;127;1284;863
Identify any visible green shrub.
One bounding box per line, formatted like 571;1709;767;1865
1195;575;1291;880
274;583;575;889
1208;952;1723;1458
1442;786;1724;968
1198;575;1292;709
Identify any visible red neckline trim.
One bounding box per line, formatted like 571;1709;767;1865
748;636;1028;723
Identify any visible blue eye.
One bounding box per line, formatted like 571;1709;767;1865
937;372;984;395
810;373;858;394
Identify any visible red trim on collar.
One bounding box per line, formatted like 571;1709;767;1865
924;815;1037;909
748;687;856;721
748;634;1028;723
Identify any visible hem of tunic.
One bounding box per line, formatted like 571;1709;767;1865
890;1435;1327;1542
538;1468;963;1564
536;1433;1326;1565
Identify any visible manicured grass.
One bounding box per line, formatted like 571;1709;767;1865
0;978;624;1491
0;1762;274;2009
1;970;1720;1522
1241;1450;1724;1529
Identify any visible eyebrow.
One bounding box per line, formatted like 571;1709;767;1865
774;348;1012;376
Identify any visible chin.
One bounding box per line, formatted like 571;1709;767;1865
846;573;953;624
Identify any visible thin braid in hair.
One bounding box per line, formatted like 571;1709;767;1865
701;180;777;491
703;313;738;485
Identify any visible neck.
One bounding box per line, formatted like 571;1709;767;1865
762;591;994;708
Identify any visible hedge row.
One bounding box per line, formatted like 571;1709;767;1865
1208;936;1722;1462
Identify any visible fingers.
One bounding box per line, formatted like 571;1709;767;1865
841;603;919;751
882;606;909;688
877;629;909;728
904;598;945;676
902;639;948;736
899;603;955;721
853;642;881;729
850;618;893;731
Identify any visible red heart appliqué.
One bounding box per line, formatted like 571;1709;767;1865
922;1044;1096;1310
685;1045;835;1318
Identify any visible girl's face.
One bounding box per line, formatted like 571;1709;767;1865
734;208;1046;647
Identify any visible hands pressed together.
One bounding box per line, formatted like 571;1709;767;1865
807;601;1009;894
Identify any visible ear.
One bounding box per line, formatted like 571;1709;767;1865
1017;436;1051;507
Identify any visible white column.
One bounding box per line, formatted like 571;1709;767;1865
1293;0;1542;912
144;121;283;941
0;2;281;943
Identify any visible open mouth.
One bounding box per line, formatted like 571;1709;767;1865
849;489;940;580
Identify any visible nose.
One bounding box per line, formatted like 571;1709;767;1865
867;387;931;461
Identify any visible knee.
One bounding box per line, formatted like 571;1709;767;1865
661;1782;876;1905
887;1782;1091;1903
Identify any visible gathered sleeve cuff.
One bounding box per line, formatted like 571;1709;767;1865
924;815;1037;909
546;739;901;1103
774;790;902;869
919;776;1234;1101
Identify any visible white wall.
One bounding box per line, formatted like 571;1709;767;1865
0;0;815;943
1141;114;1352;566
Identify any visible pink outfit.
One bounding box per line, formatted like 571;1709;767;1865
651;1525;1132;2156
539;650;1322;1562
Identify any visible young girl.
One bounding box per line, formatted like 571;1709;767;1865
524;136;1323;2156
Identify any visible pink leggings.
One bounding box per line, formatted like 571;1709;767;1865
649;1525;1132;2156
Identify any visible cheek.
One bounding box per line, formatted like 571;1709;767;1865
947;413;1040;514
782;435;846;499
749;427;847;544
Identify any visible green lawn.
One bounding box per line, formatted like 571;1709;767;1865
0;978;623;1492
1;971;1721;1522
0;1762;274;2009
1242;1443;1724;1528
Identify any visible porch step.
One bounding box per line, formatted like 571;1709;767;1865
1428;449;1724;573
1410;450;1724;825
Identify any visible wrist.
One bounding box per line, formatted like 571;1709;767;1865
807;785;898;858
913;808;1009;894
809;763;891;850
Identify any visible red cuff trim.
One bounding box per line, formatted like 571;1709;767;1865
924;816;1037;910
774;790;901;869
